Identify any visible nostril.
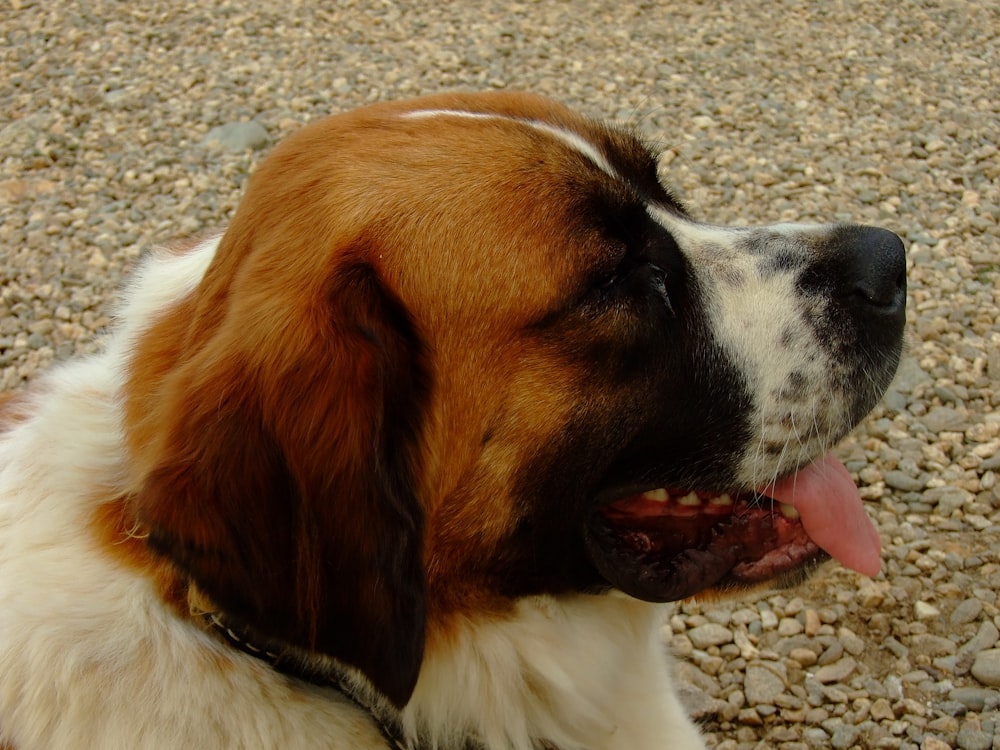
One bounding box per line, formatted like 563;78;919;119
846;226;906;311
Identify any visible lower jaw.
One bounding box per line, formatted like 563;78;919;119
718;548;829;594
584;505;825;603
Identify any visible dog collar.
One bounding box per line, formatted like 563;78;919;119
202;610;410;748
201;610;485;750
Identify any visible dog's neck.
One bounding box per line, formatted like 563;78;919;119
188;586;487;750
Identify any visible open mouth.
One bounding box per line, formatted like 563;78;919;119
584;452;882;602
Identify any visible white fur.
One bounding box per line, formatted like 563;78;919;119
402;108;621;182
0;238;704;749
648;207;852;489
402;594;702;750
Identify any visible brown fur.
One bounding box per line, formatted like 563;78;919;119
118;93;628;705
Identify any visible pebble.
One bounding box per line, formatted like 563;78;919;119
838;627;866;656
871;698;896;721
922;738;951;750
201;121;270;152
957;623;1000;673
911;634;957;658
956;721;992;750
744;662;788;706
970;650;1000;687
790;648;818;668
915;602;941;620
951;600;984;626
884;470;926;492
920;407;967;433
3;1;999;748
687;623;734;649
948;687;1000;712
830;724;861;749
814;657;858;685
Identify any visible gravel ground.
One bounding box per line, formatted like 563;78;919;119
2;1;999;748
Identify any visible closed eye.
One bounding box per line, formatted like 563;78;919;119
647;263;672;314
572;203;679;318
594;251;641;292
587;254;673;318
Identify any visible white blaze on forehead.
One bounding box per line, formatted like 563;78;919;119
646;205;838;248
645;204;753;247
401;108;622;182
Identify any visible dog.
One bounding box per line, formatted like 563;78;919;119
0;92;905;749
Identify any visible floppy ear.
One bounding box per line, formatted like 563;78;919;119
130;259;428;707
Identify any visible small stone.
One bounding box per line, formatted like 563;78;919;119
804;608;822;635
871;697;896;720
949;599;983;625
922;738;951;750
970;649;1000;687
818;640;845;666
957;622;1000;672
687;623;734;649
0;178;57;203
915;601;941;620
733;627;759;659
779;617;804;636
744;662;788;705
821;684;849;704
950;599;984;626
670;634;694;659
858;578;887;608
956;718;993;750
760;609;778;630
921;406;967;433
885;675;904;702
802;728;830;748
884;470;926;492
910;634;958;658
948;687;1000;712
830;724;860;749
790;647;819;667
738;707;763;725
981;451;1000;472
814;656;858;684
88;248;109;269
201;121;270;152
890;357;932;393
937;699;971;718
838;627;866;656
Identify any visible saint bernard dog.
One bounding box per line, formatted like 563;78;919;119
0;92;905;749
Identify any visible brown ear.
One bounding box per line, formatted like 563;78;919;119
131;261;428;707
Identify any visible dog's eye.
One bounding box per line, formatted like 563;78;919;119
648;263;673;314
589;254;673;316
595;257;635;291
590;236;639;290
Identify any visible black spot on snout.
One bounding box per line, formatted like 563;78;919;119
745;232;810;279
774;369;810;403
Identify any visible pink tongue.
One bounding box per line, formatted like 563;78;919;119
763;452;881;577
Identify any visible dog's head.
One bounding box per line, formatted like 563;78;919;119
124;92;905;706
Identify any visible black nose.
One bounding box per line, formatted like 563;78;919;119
841;226;907;314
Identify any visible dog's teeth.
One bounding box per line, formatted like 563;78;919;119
779;502;800;519
709;493;733;506
677;492;701;506
642;489;669;503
